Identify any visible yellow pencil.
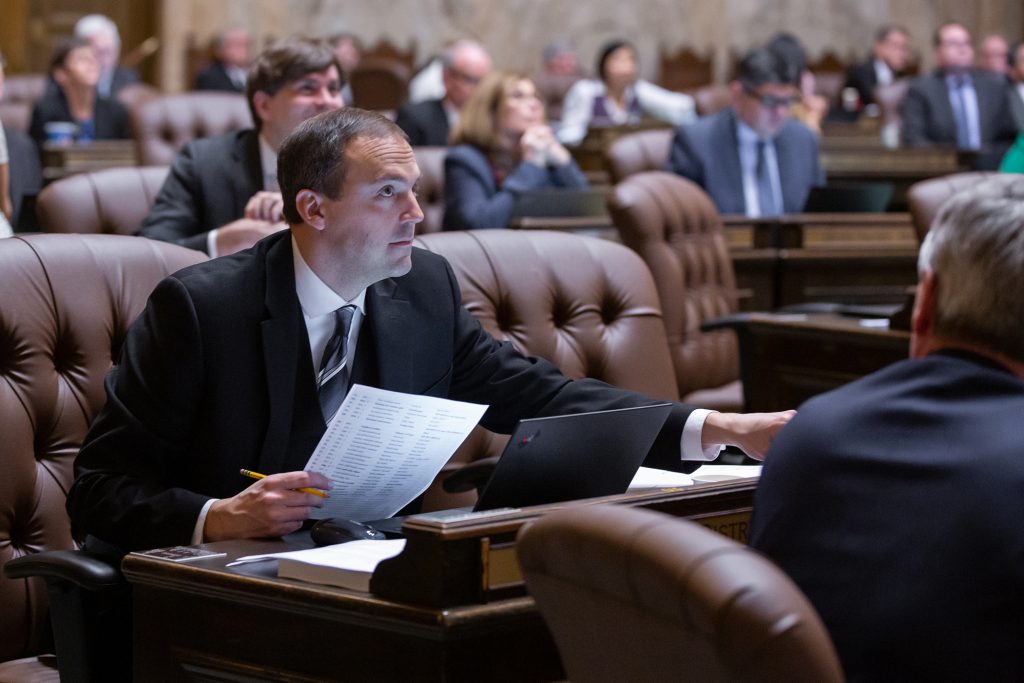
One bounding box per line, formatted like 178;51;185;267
239;469;328;497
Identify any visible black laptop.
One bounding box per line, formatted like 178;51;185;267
472;403;673;511
802;183;893;213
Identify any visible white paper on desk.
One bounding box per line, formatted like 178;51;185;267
690;464;762;482
304;384;488;522
627;466;695;490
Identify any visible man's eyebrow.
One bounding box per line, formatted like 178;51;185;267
372;173;419;184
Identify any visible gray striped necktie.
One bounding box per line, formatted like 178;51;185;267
756;139;778;217
317;305;356;422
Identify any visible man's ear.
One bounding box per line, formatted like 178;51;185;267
295;189;326;231
251;91;270;124
910;270;937;358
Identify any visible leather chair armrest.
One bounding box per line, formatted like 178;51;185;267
4;549;123;590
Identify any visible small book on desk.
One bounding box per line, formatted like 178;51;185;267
229;539;406;592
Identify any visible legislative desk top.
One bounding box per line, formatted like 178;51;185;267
124;481;756;681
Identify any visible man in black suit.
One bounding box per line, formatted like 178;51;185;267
68;107;793;552
194;27;252;93
751;179;1024;681
900;22;1018;169
394;40;492;146
667;47;823;217
842;25;910;109
137;38;344;256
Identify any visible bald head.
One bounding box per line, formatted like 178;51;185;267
441;40;493;110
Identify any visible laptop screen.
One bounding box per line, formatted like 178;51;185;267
473;403;673;511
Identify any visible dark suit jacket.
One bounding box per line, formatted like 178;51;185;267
195;61;246;93
1009;84;1024;131
3;124;41;231
104;66;140;98
667;108;824;215
842;59;890;107
443;144;589;230
395;98;451;146
750;350;1024;682
67;231;695;551
137;128;263;253
28;87;131;147
900;69;1017;168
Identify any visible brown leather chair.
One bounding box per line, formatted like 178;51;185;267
907;172;1020;242
517;504;845;683
0;234;206;682
412;230;679;509
0;101;31;132
36;166;169;235
605;128;674;184
131;91;253;166
412;146;446;233
0;74;47;105
350;57;411;112
608;171;742;411
690;84;732;117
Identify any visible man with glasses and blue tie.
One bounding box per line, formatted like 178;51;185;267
667;47;824;217
395;39;492;146
901;22;1017;169
68;107;794;553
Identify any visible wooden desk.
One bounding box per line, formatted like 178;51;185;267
124;481;756;682
724;214;919;309
713;312;910;411
42;139;137;182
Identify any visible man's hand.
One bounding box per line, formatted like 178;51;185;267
214;219;287;256
702;410;797;461
244;191;285;223
203;470;332;542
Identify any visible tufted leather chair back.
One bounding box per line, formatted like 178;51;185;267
36;166;169;236
907;172;1020;243
608;172;740;405
413;230;679;509
0;235;206;675
350;57;411;112
131;91;253;166
605;128;674;184
0;102;31;132
691;83;733;117
517;504;845;683
1;75;47;105
413;146;446;233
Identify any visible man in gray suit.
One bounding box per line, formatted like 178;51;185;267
667;47;823;217
138;39;344;256
900;22;1017;169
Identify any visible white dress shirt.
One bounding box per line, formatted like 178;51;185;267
557;78;697;145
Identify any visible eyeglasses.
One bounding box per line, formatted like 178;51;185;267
447;67;484;86
742;84;798;109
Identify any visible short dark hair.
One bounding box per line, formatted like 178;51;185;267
245;38;343;130
735;46;799;89
49;37;92;74
277;107;406;225
766;32;807;77
875;24;909;44
596;40;635;82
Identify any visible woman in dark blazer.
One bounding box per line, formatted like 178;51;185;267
443;70;587;230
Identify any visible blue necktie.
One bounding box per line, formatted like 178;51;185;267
317;305;356;422
951;77;972;149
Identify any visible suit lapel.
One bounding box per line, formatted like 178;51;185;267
361;276;418;393
927;73;958;142
774;123;804;212
232;130;264;215
257;234;304;474
720;110;745;214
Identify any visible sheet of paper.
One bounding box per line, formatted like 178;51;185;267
627;466;695;490
227;539;407;568
690;464;762;482
304;384;488;522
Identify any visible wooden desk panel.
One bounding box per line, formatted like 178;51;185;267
124;482;756;682
719;313;910;411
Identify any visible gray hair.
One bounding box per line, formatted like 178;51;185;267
74;14;121;49
441;39;487;69
918;178;1024;363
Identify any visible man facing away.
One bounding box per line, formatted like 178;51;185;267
68;107;793;553
394;39;492;146
137;38;344;256
900;22;1017;169
667;46;823;217
751;179;1024;682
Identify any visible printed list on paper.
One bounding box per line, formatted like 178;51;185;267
304;384;489;522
